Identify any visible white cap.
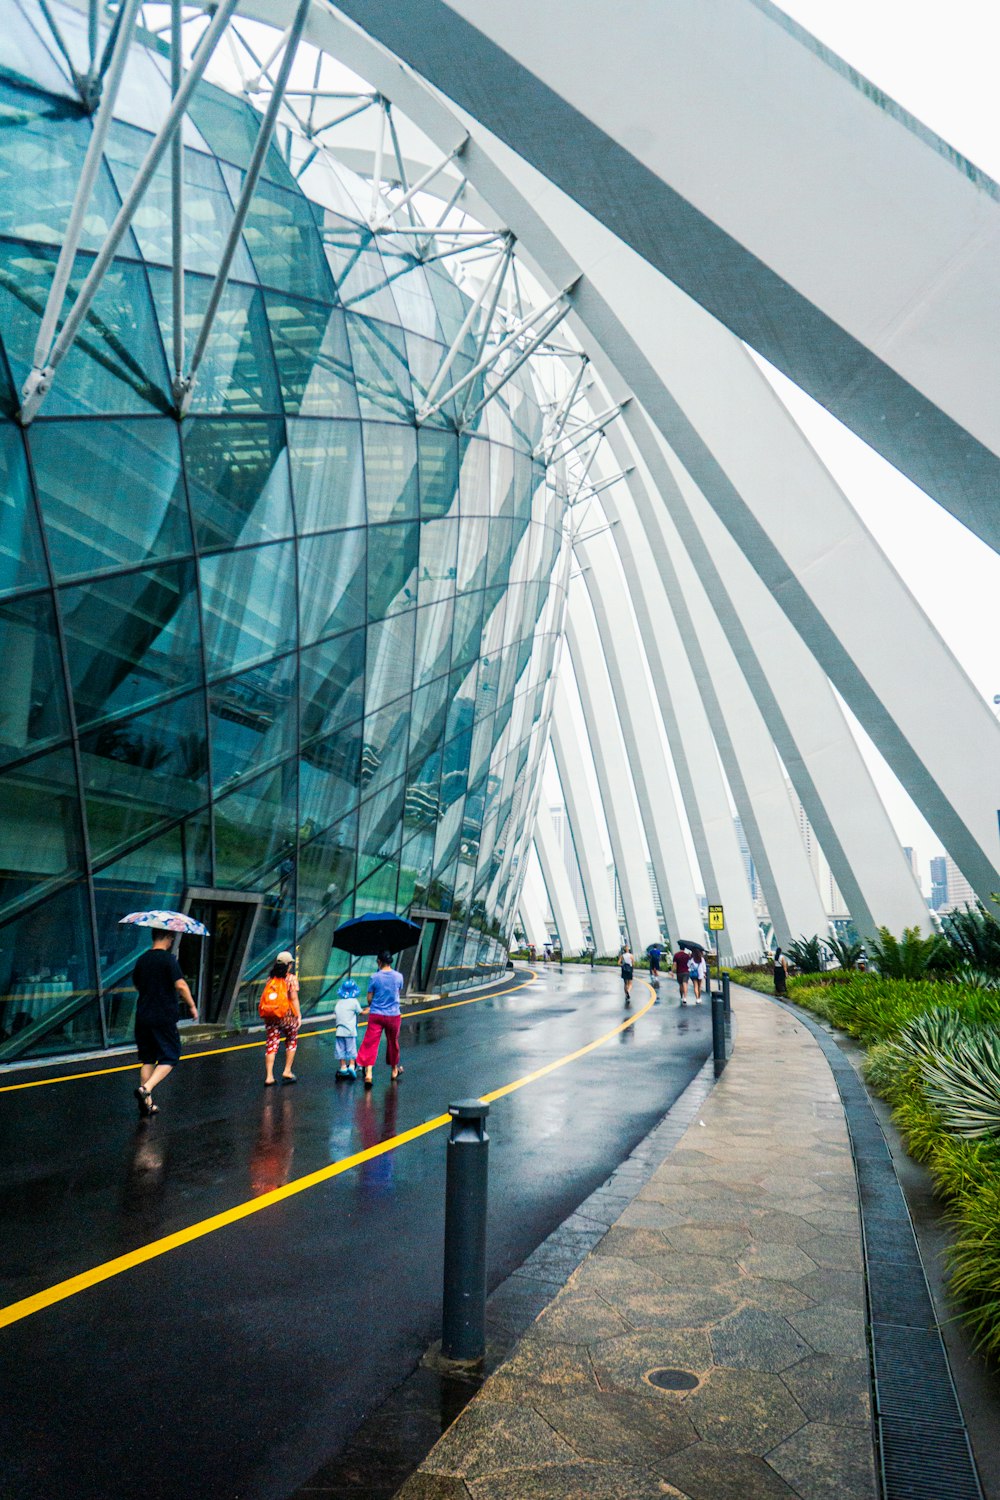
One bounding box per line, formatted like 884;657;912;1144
277;950;294;964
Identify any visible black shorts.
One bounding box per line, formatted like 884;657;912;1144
135;1019;181;1067
621;967;633;981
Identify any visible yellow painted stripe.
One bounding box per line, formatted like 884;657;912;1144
0;979;652;1331
0;972;540;1094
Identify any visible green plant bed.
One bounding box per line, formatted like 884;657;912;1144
729;965;1000;1361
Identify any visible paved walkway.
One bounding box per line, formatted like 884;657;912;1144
398;990;877;1500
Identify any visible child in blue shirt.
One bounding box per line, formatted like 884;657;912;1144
334;978;366;1079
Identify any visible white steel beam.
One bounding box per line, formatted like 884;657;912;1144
565;591;661;953
549;691;620;956
533;808;586;957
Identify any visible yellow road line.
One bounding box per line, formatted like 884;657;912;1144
0;982;654;1331
0;972;540;1094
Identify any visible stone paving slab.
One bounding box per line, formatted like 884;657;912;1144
396;992;877;1500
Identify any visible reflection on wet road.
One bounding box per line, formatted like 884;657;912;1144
0;965;710;1500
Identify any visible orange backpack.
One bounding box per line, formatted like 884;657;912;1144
259;975;290;1021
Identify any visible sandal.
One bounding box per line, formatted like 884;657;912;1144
134;1085;153;1117
391;1065;404;1079
363;1067;373;1088
282;1073;297;1085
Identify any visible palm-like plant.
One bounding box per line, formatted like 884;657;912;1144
941;900;1000;976
786;934;827;974
867;925;950;979
827;934;864;971
923;1032;1000;1138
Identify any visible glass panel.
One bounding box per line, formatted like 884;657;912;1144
199;541;296;678
150;269;281;415
79;690;208;864
209;654;297;792
345;315;411;421
354;859;399;914
29;418;190;580
0;8;77;97
409;674;449;761
397;827;433;910
382;252;440;339
362;421;418;524
0;424;44;598
299;628;365;752
366;522;417;621
414;598;454;689
236;178;334;301
183;418;293;552
451;587;485;670
361;695;410;794
287;418;364;532
322;219;401;324
213;759;297;889
0;242;170;417
405;331;458;428
418;518;458;604
296;902;353;1015
60;560;202;728
418;428;459;518
298;810;357;927
0;81;131;251
366;611;415;714
265;294;359;417
0;747;84;920
298;527;366;645
456;514;489;591
0;884;98;1057
0;590;69;764
459;435;491;511
186;84;295;188
94;821;193;1041
425;263;471;345
104;123;256;279
299;717;363;834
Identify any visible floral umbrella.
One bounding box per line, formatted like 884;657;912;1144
119;909;210;936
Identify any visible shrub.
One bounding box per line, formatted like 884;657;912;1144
923;1032;1000;1139
947;1180;1000;1357
941;900;1000;977
786;934;827;974
867;925;951;979
822;976;956;1042
827;934;864;971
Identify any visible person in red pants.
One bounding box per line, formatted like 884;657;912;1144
357;950;404;1087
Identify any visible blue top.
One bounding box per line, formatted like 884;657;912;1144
367;967;403;1015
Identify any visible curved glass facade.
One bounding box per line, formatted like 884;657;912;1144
0;7;568;1059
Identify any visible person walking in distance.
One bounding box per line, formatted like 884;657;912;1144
132;929;197;1116
620;945;635;1004
689;948;706;1003
773;946;790;998
358;951;404;1087
261;951;301;1086
673;944;691;1004
646;942;662;982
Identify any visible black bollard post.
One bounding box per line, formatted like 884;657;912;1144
441;1099;490;1363
722;971;731;1023
712;991;727;1077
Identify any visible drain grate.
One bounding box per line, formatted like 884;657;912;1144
866;1259;935;1330
863;1213;924;1267
874;1325;964;1426
881;1419;982;1500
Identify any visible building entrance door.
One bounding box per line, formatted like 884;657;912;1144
399;911;449;996
178;890;262;1025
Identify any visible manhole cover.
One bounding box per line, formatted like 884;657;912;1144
646;1367;698;1391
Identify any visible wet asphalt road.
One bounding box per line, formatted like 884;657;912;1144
0;964;711;1500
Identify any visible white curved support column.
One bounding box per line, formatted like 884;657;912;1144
519;854;550;951
591;473;761;958
573;529;702;946
565;591;661;953
332;0;1000;555
533;806;586;957
549;687;621;957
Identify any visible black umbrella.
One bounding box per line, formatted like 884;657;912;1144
333;911;422;957
677;938;707;952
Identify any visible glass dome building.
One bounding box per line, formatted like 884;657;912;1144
0;3;568;1060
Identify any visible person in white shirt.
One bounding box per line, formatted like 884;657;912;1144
333;980;366;1079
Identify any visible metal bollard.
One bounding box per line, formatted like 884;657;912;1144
722;971;731;1023
711;991;727;1077
441;1099;490;1363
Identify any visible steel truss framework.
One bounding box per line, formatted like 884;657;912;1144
9;0;998;973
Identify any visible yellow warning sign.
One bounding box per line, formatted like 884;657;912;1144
708;905;725;931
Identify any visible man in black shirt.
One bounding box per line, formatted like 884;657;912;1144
132;930;197;1116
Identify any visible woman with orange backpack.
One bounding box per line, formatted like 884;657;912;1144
261;950;301;1086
